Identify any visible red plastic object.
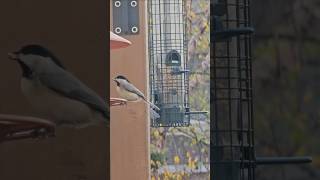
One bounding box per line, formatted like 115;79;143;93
0;114;55;143
110;31;132;49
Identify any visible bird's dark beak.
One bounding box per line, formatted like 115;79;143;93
8;52;19;61
113;78;117;82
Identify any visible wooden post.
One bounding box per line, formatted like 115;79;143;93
110;1;150;180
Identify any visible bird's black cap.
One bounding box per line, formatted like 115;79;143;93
115;75;129;82
16;44;65;69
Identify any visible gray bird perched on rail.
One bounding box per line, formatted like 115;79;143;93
113;75;160;113
9;44;109;128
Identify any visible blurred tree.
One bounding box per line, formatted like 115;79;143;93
253;0;320;179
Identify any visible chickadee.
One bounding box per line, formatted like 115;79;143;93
113;75;160;111
9;44;109;128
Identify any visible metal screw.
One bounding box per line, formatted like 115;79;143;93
115;27;122;34
114;1;121;7
131;26;138;33
130;1;137;7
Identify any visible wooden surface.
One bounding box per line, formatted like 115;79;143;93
110;0;150;179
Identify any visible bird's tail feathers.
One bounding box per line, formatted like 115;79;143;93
143;99;160;111
150;108;160;120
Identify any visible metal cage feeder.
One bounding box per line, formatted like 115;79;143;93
211;1;312;180
148;0;191;127
210;0;255;179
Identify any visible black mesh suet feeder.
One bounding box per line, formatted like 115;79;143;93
210;0;255;179
210;1;312;180
148;0;191;127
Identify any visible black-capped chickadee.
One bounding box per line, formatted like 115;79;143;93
113;75;160;111
9;44;109;128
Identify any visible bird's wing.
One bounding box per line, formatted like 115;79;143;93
38;70;109;120
120;80;160;110
121;82;146;99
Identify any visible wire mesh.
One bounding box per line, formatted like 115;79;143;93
148;0;190;127
210;0;255;179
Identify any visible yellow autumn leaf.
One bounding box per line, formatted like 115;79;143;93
188;158;196;169
176;174;183;180
191;139;197;145
186;151;191;158
174;155;180;164
153;130;160;138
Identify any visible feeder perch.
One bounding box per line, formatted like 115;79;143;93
211;15;254;41
211;1;254;42
110;98;127;107
0;114;55;143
